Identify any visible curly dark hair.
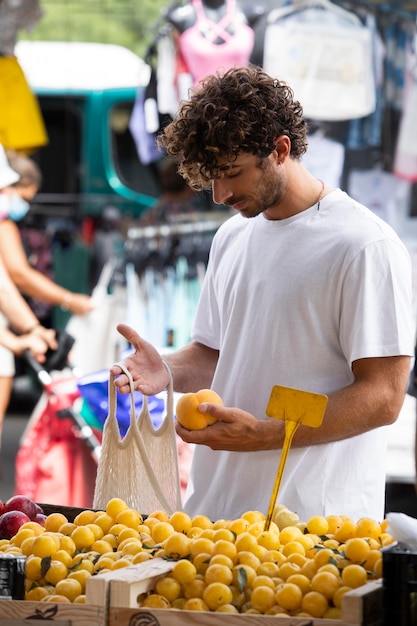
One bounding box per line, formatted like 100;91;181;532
157;65;308;190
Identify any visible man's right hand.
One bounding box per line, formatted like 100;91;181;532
110;323;170;396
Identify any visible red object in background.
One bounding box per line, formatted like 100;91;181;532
14;374;98;509
81;217;95;245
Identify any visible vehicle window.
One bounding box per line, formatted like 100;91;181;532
34;96;82;196
110;101;160;199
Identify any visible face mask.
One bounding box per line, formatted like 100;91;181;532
7;194;30;222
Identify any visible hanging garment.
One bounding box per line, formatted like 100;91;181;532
348;166;411;235
384;21;408;112
156;30;194;109
51;232;92;330
263;1;376;121
157;31;183;116
0;56;48;153
302;131;345;188
393;33;417;182
129;75;163;166
0;1;47;153
0;0;43;57
346;17;385;150
66;260;126;374
177;0;255;85
393;79;417;182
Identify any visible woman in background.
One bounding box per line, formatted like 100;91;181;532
0;147;93;433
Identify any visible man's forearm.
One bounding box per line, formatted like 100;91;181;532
164;341;219;393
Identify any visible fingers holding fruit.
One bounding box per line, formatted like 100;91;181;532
175;389;224;431
175;392;262;451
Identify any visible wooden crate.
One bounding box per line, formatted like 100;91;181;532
0;600;105;626
86;559;174;608
0;564;381;626
38;503;100;521
341;579;383;625
87;558;383;626
109;610;317;625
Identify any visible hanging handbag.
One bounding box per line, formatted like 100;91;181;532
263;0;376;121
93;362;183;515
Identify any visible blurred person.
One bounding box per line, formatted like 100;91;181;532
0;148;56;441
0;268;56;445
91;205;124;286
0;254;55;363
0;146;91;427
0;149;94;316
139;157;211;226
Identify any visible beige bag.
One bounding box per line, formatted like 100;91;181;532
93;362;182;515
263;2;376;121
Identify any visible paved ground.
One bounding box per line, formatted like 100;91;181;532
0;376;42;503
1;408;29;503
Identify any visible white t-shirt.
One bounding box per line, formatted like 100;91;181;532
184;189;415;523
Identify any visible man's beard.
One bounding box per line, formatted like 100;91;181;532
234;162;286;218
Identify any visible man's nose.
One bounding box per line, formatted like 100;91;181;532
212;179;233;205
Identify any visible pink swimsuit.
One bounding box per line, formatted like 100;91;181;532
177;0;255;85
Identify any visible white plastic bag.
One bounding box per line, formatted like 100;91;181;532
66;259;125;373
386;512;417;550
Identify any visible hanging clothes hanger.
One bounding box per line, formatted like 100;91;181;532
268;0;362;27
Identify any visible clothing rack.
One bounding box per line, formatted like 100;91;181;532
144;0;187;62
337;0;417;20
126;211;232;241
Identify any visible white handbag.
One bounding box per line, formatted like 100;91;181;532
263;0;376;121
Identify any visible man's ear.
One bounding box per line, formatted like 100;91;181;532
273;135;291;164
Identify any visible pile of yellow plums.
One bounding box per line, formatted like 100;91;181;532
0;498;394;618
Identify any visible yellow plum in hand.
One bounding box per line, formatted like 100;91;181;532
176;389;223;430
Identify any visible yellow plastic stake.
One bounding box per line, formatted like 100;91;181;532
264;385;328;530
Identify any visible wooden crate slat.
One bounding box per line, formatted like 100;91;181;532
0;600;105;626
341;579;383;625
86;559;173;607
109;609;315;625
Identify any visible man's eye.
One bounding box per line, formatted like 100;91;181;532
226;171;241;179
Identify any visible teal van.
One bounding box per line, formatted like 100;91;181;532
15;40;160;220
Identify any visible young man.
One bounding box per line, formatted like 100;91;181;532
111;66;414;523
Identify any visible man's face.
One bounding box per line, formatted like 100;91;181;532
211;152;286;219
